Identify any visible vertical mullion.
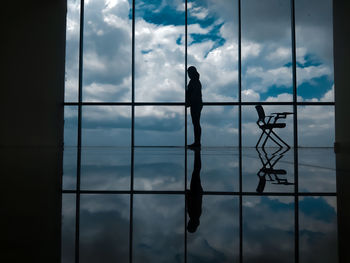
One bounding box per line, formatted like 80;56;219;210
129;0;135;262
184;1;188;262
290;0;299;262
238;0;243;263
185;1;188;147
238;1;242;148
75;0;84;263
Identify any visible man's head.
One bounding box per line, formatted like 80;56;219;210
188;66;200;80
187;218;200;233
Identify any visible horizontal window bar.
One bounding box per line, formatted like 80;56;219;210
64;101;335;106
62;189;336;196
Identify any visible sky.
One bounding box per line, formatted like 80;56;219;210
64;0;334;147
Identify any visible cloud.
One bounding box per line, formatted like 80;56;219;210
240;0;333;101
320;85;334;102
245;66;292;92
265;47;291;62
82;0;132;101
134;18;185;102
65;0;81;102
295;0;334;64
190;6;210;20
298;105;334;147
265;93;294;102
297;65;332;85
241;0;292;43
64;0;334;147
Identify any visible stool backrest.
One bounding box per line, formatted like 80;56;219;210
255;105;265;123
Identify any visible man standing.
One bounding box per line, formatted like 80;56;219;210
186;66;203;148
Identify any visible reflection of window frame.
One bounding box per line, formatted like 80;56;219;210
62;0;336;262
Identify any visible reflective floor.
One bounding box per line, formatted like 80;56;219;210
62;147;337;263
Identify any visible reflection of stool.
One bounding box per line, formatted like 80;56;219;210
256;148;293;193
255;105;293;149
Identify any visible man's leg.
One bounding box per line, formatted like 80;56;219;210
191;106;202;145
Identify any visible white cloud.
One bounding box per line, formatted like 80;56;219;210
265;93;293;102
245;66;292;92
84;51;107;72
64;0;335;147
190;6;209;20
104;0;129;11
321;85;334;101
242;89;260;101
265;47;291;62
242;41;261;59
134;19;185;102
297;65;332;84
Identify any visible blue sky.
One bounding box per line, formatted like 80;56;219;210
64;0;334;147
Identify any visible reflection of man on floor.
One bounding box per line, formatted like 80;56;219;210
187;148;203;233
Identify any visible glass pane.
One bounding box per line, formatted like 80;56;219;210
81;147;131;190
82;0;132;102
298;148;336;193
135;0;185;102
188;0;239;102
188;196;239;262
135;106;184;146
82;106;131;146
299;196;338;263
187;106;238;146
64;106;78;146
243;196;294;262
133;194;184;262
61;194;76;263
298;106;334;147
65;0;80;102
242;105;293;147
242;147;294;193
134;148;184;191
63;148;77;190
295;0;334;102
187;148;239;192
80;194;130;263
242;0;293;102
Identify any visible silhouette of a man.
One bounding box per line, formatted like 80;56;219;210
186;148;203;233
186;66;203;148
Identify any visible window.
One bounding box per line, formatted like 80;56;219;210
62;0;336;262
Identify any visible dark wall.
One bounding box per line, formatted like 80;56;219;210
333;1;350;263
2;1;66;262
334;0;350;150
2;2;65;147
